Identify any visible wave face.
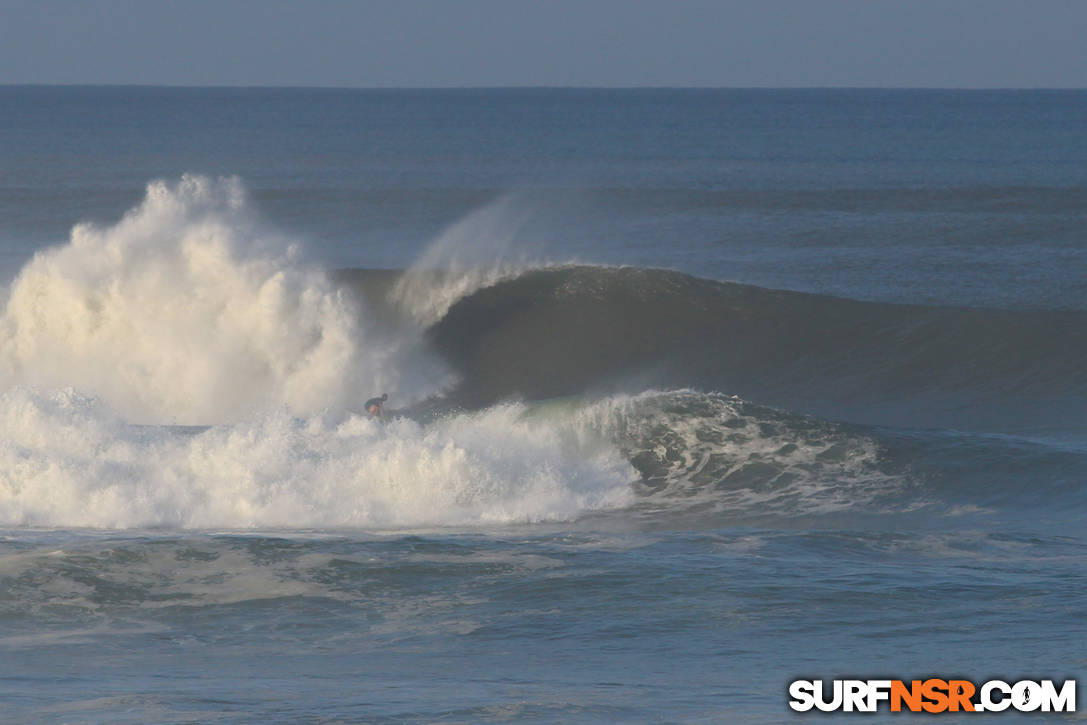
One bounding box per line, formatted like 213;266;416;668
422;265;1087;434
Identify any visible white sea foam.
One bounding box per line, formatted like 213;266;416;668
562;390;909;517
0;177;638;531
0;175;445;424
0;177;901;532
0;387;635;530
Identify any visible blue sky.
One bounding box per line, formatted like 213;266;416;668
1;0;1085;87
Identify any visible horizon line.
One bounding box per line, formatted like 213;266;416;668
2;83;1086;92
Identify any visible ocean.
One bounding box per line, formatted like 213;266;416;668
0;87;1084;722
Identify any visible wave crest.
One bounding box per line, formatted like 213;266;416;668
0;175;445;424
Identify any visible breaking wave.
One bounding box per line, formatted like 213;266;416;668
1;176;1080;531
0;175;448;424
418;265;1087;434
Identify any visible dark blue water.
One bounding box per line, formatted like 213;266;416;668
4;88;1087;307
0;88;1084;722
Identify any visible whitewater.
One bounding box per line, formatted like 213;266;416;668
0;176;630;529
0;175;939;533
1;88;1085;724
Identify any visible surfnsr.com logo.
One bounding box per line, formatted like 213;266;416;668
788;679;1077;713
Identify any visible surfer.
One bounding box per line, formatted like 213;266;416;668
365;393;388;418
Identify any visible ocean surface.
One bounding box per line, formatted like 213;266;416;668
0;87;1085;723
